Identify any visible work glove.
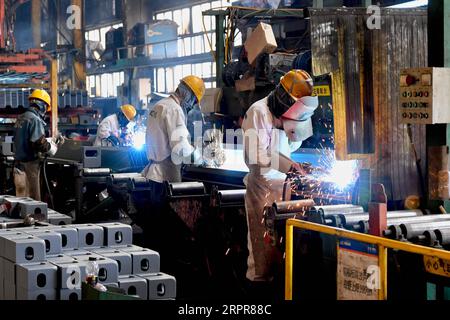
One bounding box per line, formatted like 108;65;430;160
54;133;66;146
104;136;121;147
46;138;58;157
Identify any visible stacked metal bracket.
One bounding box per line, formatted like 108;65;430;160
0;222;176;300
0;196;73;226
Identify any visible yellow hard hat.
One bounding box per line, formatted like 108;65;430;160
405;195;420;210
280;70;314;101
120;104;137;122
29;89;51;111
181;75;206;102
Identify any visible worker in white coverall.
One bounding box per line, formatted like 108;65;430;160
94;104;137;147
242;70;319;289
14;89;61;201
141;75;205;250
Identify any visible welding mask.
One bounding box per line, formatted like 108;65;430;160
268;84;297;119
178;83;198;117
30;99;49;120
282;96;319;142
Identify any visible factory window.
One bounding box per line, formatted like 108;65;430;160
153;1;230;93
85;23;123;51
86;71;124;97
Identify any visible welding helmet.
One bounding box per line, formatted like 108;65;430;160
29;89;51;116
181;75;206;103
282;96;319;142
120;104;137;122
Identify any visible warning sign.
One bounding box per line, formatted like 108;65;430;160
337;239;379;300
423;256;450;278
313;85;331;97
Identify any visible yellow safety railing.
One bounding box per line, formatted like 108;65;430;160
285;219;450;300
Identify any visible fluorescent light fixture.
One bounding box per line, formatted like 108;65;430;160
388;0;428;8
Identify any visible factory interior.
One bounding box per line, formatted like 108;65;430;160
1;0;450;304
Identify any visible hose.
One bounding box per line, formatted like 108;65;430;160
42;157;55;210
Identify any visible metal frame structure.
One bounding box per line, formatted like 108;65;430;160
203;6;305;87
285;219;450;300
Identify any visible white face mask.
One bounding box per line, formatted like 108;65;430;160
283;118;313;142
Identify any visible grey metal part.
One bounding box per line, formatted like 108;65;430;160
121;248;160;275
360;214;450;234
340;210;422;227
63;248;92;256
101;224;133;247
218;189;246;205
47;254;78;265
51;261;87;289
3;283;16;300
15;262;58;291
74;225;104;248
3;236;46;263
46;227;79;250
59;288;82;301
141;273;177;300
16;287;57;300
83;147;102;168
119;275;148;299
17;201;48;220
47;214;73;226
0;257;3;300
434;228;450;246
72;256;119;284
97;251;132;276
3;258;16;285
24;231;63;256
401;221;450;239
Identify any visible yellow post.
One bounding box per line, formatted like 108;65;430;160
378;245;388;300
31;0;41;48
51;58;58;137
285;223;294;301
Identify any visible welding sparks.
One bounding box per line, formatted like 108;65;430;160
321;159;359;190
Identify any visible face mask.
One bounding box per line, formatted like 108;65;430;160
283;118;313;142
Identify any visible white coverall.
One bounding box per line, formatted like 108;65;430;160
94;114;120;147
242;97;307;282
143;95;195;183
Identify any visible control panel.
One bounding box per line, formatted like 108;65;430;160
400;67;450;124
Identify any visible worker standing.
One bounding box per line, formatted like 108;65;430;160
241;70;319;292
94;104;137;147
141;75;205;250
13;89;60;201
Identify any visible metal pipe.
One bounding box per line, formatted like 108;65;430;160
371;214;450;236
435;228;450;246
82;168;111;177
110;173;141;184
400;221;450;240
168;182;206;196
310;204;364;216
218;189;246;204
332;210;423;228
273;199;316;214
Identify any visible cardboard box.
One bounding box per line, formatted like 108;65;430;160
201;88;223;114
244;22;277;65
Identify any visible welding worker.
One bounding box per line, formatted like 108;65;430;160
141;75;205;250
13;89;60;201
241;70;319;291
94;104;137;147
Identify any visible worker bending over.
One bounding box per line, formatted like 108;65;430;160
14;89;61;201
94;104;137;147
242;70;319;287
